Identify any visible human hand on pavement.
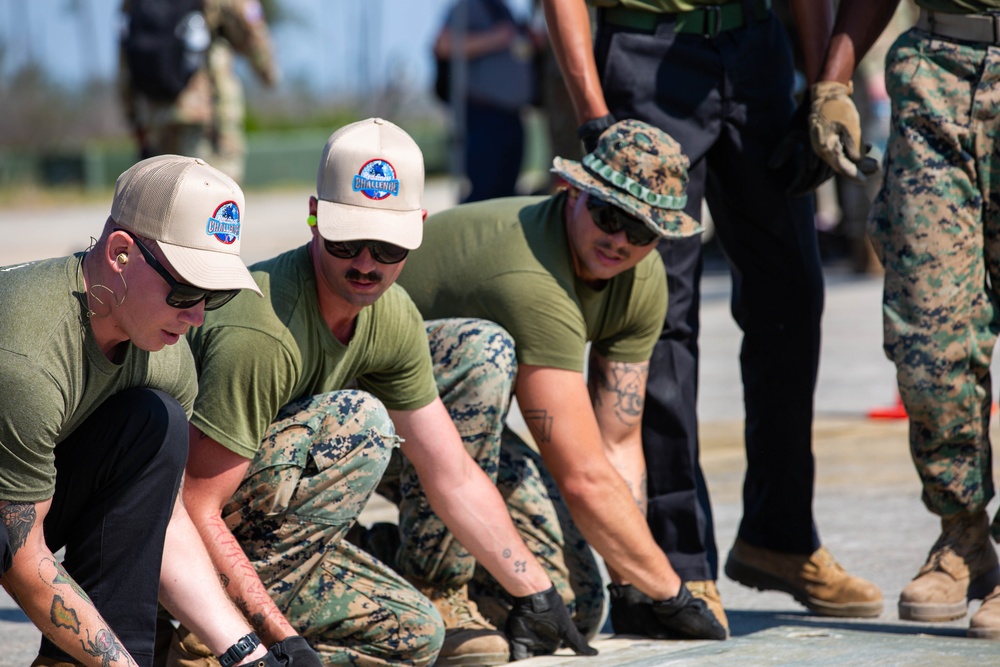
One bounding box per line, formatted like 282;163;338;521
808;81;880;181
506;586;598;660
608;583;726;640
768;93;835;197
267;636;323;666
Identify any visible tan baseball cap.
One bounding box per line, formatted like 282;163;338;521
315;117;425;249
110;155;262;297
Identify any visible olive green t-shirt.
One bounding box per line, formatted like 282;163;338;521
0;254;198;503
398;194;667;373
188;245;439;460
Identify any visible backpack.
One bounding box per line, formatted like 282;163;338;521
122;0;210;101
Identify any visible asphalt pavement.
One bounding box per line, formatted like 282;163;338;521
1;181;999;665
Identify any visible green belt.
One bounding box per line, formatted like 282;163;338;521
601;0;771;37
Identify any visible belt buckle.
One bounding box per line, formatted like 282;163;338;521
704;5;722;39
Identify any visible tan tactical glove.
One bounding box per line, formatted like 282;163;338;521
809;81;879;180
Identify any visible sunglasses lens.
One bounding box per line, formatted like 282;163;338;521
324;240;363;259
588;198;658;246
370;242;409;264
165;285;210;310
203;289;240;311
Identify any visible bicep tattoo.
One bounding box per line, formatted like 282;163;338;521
589;360;648;427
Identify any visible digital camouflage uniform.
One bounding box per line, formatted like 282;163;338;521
120;0;278;183
379;319;607;637
223;390;443;667
868;3;1000;539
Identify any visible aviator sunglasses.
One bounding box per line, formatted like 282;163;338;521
323;238;409;265
116;229;240;310
585;196;660;246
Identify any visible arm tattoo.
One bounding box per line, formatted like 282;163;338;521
0;502;36;556
81;627;131;667
522;409;553;443
589;361;647;427
51;594;81;633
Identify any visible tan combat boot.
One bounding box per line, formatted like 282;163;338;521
419;585;509;666
899;510;1000;622
684;580;729;635
969;584;1000;640
725;539;883;617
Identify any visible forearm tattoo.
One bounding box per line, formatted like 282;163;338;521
0;502;36;557
589;361;647;427
622;472;649;515
523;409;553;443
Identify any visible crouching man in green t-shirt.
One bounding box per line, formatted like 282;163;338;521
0;156;273;666
396;119;728;641
180;118;596;667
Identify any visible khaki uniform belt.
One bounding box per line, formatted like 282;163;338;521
916;9;1000;44
601;0;771;38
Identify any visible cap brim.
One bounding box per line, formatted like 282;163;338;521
159;243;263;297
316;199;423;249
552;157;703;239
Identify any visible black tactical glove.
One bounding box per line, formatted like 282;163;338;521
506;586;598;660
268;636;323;667
608;583;726;640
237;651;283;667
768;93;836;198
577;113;616;154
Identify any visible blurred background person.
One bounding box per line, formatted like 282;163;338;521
433;0;543;203
119;0;279;184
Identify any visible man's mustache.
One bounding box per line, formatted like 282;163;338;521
345;269;384;283
595;240;630;261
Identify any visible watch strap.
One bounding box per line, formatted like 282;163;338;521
218;632;261;667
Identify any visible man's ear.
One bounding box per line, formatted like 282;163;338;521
309;196;318;217
422;209;428;222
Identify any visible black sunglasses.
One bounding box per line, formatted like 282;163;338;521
116;229;240;310
323;239;409;264
585;196;660;246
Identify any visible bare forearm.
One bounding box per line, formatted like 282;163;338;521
425;463;551;597
194;513;296;644
159;501;267;660
542;0;609;123
4;555;138;666
818;0;902;83
562;469;679;599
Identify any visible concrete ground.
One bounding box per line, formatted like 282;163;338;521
2;182;999;664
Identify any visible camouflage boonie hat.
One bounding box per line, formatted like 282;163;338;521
552;119;702;239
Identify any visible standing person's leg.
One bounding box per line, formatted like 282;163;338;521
224;391;443;667
698;13;880;617
593;13;725;616
869;31;1000;627
393;318;516;666
42;388;189;667
463;103;525;203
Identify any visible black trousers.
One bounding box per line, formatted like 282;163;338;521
463;101;525;203
595;5;825;581
40;388;188;666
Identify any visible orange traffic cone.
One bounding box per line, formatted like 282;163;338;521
867;394;907;420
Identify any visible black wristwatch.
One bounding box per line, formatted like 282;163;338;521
218;632;261;667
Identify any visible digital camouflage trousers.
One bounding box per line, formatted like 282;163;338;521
380;318;606;637
223;390;443;667
870;29;1000;540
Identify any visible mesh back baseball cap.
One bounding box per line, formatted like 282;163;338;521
315;117;425;249
110;155;262;296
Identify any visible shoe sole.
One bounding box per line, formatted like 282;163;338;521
724;556;883;618
898;566;1000;623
